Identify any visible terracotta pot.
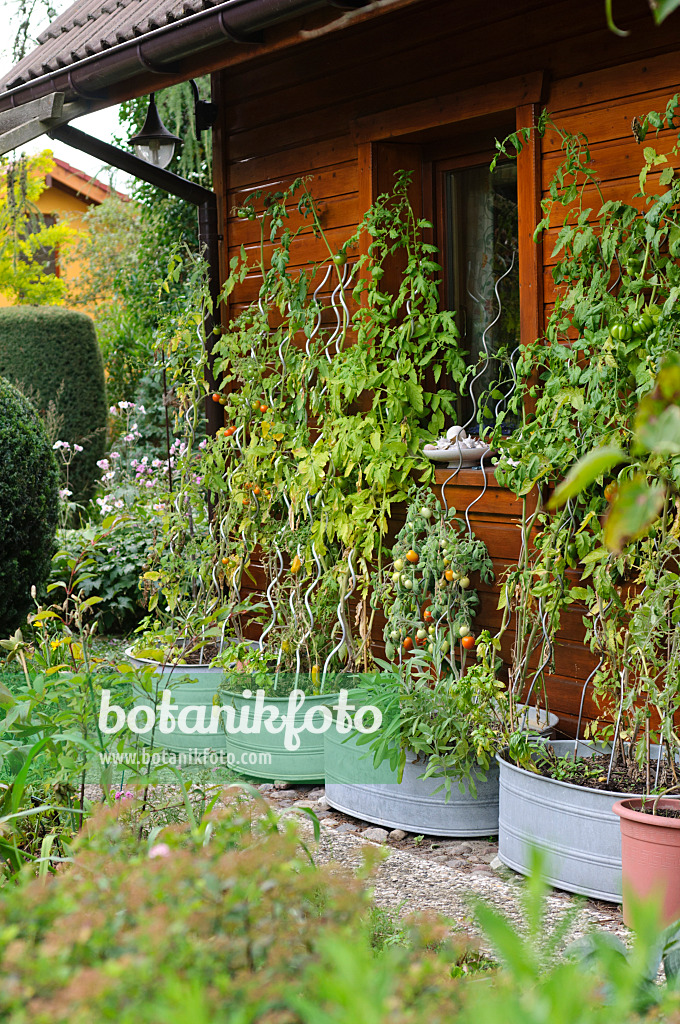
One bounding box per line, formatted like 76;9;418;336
613;797;680;927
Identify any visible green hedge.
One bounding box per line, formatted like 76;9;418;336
0;377;59;633
0;306;107;502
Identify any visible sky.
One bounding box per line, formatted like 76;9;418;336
1;1;134;192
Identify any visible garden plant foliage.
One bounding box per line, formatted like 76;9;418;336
0;306;107;502
0;377;59;634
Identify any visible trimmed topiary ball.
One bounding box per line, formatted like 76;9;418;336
0;377;60;635
0;306;107;503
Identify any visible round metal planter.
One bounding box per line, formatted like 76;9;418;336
324;726;500;837
497;739;628;902
324;706;558;837
220;689;341;783
127;649;230;754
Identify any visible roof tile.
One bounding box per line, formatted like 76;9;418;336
3;0;225;90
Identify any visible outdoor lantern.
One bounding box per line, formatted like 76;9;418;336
128;93;181;169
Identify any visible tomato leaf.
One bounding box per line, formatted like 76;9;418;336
604;476;665;552
547;446;627;509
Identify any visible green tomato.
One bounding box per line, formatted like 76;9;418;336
441;640;450;655
428;625;436;636
390;630;400;641
416;628;427;640
458;624;470;637
420;507;432;519
610;323;622;340
394;558;404;572
402;578;413;591
459;576;470;589
428;643;434;654
391;572;400;584
641;312;655;331
632;318;645;336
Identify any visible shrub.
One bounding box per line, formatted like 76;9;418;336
0;306;107;501
0;377;59;633
52;520;150;632
0;796;678;1023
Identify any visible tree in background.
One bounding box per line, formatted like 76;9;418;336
0;151;74;304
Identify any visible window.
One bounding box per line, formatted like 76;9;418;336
443;160;519;432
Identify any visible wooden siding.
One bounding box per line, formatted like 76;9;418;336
212;0;680;736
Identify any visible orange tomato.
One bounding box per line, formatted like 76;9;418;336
423;608;433;623
253;485;261;496
406;549;419;564
402;637;414;652
225;425;236;437
461;635;475;650
211;394;221;403
444;569;454;582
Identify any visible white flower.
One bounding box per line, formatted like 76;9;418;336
59;488;72;500
96;459;109;471
138;405;146;414
114;499;124;508
199;439;207;449
109;405;117;415
52;440;69;450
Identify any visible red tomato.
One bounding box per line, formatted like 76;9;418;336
461;635;476;650
403;637;414;652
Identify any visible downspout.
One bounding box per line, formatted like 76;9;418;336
50;123;223;437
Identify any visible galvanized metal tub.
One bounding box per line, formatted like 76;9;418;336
497;739;627;902
220;688;341;783
324;726;499;837
127;648;230;754
324;706;557;837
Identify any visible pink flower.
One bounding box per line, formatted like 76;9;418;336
73;444;84;453
148;843;171;859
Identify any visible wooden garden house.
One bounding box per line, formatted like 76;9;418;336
3;0;680;735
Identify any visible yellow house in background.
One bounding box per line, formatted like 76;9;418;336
0;154;128;307
37;156;128;293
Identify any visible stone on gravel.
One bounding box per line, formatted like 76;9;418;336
307;787;325;800
389;829;408;841
317;796;330;810
362;827;389;843
319;817;338;827
274;781;292;790
335;823;358;834
258;783;274;793
447;841;473;855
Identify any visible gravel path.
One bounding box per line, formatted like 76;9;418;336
266;783;627;947
88;778;627;948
